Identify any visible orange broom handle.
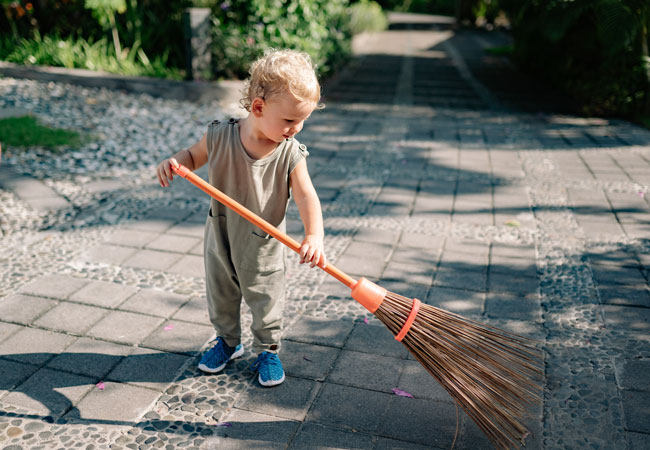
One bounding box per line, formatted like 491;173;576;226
172;164;357;289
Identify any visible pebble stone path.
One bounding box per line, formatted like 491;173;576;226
1;12;650;450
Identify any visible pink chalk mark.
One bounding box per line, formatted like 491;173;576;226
392;388;413;398
215;422;232;427
363;317;369;324
96;381;105;390
164;324;174;331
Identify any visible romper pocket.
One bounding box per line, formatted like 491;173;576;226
240;229;285;272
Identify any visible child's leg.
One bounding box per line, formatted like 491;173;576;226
239;268;285;354
204;213;242;348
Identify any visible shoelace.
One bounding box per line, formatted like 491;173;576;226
250;352;281;372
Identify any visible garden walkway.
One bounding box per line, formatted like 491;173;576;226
1;12;649;450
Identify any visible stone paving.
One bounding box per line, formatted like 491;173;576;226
1;12;650;450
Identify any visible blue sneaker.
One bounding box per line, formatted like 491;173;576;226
198;337;244;373
250;351;285;387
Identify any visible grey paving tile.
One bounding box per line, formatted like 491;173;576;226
166;221;206;238
487;272;538;296
343;322;408;359
0;358;39;391
353;227;401;245
485;292;542;322
18;274;87;299
121;249;182;271
602;305;650;334
118;288;188;318
87;311;164;345
629;431;650;450
591;263;647;286
75;244;138;265
66;380;162;422
122;218;177;233
167;254;205;278
3;368;94;417
306;383;389;433
434;267;487;292
33;302;107;335
598;285;650;308
189;241;204;256
172;295;210;323
378;396;458;447
279;340;340;381
288;422;374;449
398;232;444;251
621;390;650;433
235;376;320;421
284;315;355;348
327;350;401;393
69;280;138;308
0;322;21;342
205;408;300;450
615;358;650;391
0;328;76;365
146;234;201;253
426;286;485;316
106;347;189;390
0;294;57;325
46;337;133;379
104;229;159;247
140;320;214;354
397;360;454;403
379;279;429;303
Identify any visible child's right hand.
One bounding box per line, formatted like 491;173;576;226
156;157;180;187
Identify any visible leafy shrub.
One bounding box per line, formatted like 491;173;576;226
347;0;388;34
373;0;455;15
499;0;650;117
1;0;190;71
0;33;182;79
210;0;351;80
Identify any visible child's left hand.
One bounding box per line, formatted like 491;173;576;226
299;235;327;269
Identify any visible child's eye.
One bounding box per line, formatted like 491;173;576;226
285;119;294;123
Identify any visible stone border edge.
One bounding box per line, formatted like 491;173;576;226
0;61;245;105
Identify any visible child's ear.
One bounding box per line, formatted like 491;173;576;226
251;97;265;117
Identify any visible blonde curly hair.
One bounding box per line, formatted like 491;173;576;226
240;49;323;112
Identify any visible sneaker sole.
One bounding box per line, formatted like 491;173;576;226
258;372;285;387
197;346;244;374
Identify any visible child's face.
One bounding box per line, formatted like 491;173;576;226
256;94;315;143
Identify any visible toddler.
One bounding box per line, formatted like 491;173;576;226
156;49;327;386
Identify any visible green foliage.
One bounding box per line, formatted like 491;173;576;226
0;0;190;72
499;0;650;117
0;33;182;79
211;0;351;80
373;0;455;15
485;45;512;56
0;115;83;150
348;0;388;34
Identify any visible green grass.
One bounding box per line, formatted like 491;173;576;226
485;45;514;57
0;115;83;151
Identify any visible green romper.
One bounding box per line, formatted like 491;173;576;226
204;119;308;354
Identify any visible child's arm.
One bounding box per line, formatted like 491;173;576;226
156;133;209;187
290;159;327;268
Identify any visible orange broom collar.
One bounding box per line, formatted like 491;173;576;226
395;298;421;342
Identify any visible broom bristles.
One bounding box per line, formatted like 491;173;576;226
375;291;543;450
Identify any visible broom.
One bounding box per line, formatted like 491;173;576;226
171;164;543;450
